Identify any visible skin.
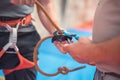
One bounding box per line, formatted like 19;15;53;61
60;36;120;67
10;0;58;34
10;0;35;6
37;0;59;34
10;0;120;68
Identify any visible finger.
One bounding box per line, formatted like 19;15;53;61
56;44;67;54
54;42;68;54
61;40;69;44
10;0;35;5
78;36;91;44
24;0;32;5
63;44;71;52
18;0;22;5
30;0;35;5
10;0;23;5
21;0;30;5
25;0;35;6
10;0;19;4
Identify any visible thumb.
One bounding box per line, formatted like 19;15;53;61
10;0;18;4
63;44;71;52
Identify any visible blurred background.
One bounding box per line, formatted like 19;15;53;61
32;0;98;37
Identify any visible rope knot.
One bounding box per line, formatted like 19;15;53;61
58;66;69;74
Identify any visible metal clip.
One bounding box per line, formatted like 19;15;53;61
3;23;20;52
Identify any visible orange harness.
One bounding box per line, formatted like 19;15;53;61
0;15;35;75
0;14;31;27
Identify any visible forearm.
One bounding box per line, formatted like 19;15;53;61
90;35;120;66
37;0;60;34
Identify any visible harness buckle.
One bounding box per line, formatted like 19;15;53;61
3;23;19;53
21;18;26;26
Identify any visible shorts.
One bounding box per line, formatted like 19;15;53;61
94;69;120;80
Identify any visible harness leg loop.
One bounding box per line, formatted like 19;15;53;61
0;23;35;75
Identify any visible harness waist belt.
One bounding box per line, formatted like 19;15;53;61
0;14;32;27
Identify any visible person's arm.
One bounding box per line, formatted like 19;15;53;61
36;0;60;34
94;36;120;66
10;0;60;34
63;36;120;67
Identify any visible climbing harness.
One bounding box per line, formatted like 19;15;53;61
0;18;34;75
33;0;86;76
0;14;31;27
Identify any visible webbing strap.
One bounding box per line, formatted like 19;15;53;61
0;14;31;27
0;23;35;75
3;51;35;75
0;24;19;58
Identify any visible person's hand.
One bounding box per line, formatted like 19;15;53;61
52;30;74;54
54;41;69;54
62;37;92;63
10;0;35;6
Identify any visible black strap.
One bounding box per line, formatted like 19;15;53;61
0;17;23;22
97;69;120;80
97;70;104;80
106;72;120;78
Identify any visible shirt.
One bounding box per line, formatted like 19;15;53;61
0;0;34;17
93;0;120;75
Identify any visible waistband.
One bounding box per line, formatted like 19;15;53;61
0;14;32;27
0;17;23;21
97;70;120;79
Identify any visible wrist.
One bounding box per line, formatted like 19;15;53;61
85;43;97;64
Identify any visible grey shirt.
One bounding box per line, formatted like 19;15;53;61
92;0;120;79
0;0;34;17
